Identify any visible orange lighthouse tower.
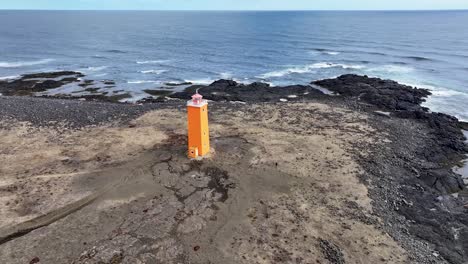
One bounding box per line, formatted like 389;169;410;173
187;92;210;158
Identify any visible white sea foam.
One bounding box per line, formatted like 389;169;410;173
141;69;168;74
93;73;108;77
136;60;170;64
220;72;233;79
402;82;460;95
233;78;250;84
367;65;414;74
258;62;365;79
401;81;468;121
309;50;341;56
184;78;214;85
0;75;19;80
312;62;364;69
0;59;54;68
431;90;467;97
85;66;108;72
127;80;159;84
403;82;468;99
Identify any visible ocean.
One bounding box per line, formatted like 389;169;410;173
0;10;467;120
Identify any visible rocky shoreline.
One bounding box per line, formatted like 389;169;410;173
314;75;468;263
0;72;467;263
173;74;468;262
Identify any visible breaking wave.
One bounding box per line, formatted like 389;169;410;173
258;62;365;79
403;82;468;97
84;66;108;72
0;59;54;68
309;49;341;56
105;49;127;54
184;78;215;85
0;75;19;80
219;72;233;79
366;65;414;74
127;80;160;84
402;56;433;62
140;69;168;74
401;81;468;121
136;60;171;64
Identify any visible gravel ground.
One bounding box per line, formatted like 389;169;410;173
0;74;467;263
0;96;167;128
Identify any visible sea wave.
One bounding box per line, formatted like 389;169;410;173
258;62;365;79
136;60;171;64
403;82;468;97
105;49;127;54
402;56;433;62
92;55;107;59
0;75;19;80
219;72;233;79
387;81;468;121
184;78;215;85
431;90;467;97
0;59;54;68
127;80;160;84
309;49;341;56
366;65;414;74
84;66;108;72
93;73;108;77
232;77;253;85
140;69;168;74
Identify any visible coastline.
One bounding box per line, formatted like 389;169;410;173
0;73;467;263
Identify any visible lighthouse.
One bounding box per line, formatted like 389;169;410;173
187;92;210;158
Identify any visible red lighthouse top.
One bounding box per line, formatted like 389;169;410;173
192;93;203;104
191;93;203;105
187;89;207;107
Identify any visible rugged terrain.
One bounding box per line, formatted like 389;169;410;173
0;74;467;263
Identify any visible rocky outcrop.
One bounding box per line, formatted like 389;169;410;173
0;71;83;96
314;74;468;263
315;74;467;189
21;71;84;79
314;74;431;112
171;79;326;102
0;72;467;263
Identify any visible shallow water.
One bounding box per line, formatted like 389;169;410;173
0;10;467;120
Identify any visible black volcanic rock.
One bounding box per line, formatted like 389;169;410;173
171;80;325;102
315;74;467;166
460;121;468;131
313;75;468;263
0;73;466;263
0;71;84;96
22;71;84;79
313;74;431;112
33;80;64;91
164;82;192;87
143;89;173;96
209;79;238;87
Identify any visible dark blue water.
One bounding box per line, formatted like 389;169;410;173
0;10;467;120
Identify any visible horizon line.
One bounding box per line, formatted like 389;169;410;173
0;8;468;12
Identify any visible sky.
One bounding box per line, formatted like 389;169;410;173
1;0;468;11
